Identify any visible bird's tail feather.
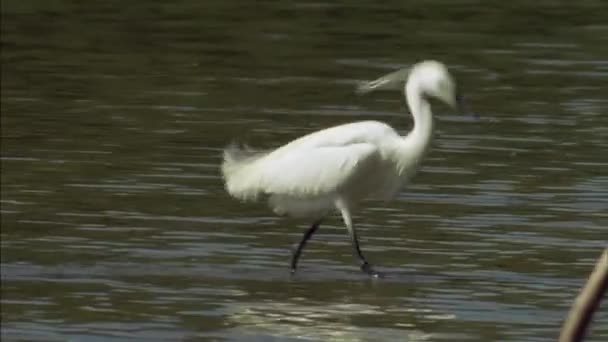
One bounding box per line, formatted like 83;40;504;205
221;143;269;201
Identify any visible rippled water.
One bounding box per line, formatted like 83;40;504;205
2;1;607;341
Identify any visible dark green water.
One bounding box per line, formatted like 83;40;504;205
2;1;607;341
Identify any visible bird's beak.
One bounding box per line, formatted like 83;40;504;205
356;67;411;95
454;90;479;119
454;92;464;113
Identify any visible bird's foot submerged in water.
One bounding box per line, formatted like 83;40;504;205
289;243;306;275
290;260;383;278
361;262;383;278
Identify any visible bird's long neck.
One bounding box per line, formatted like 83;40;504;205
396;79;434;172
405;79;433;153
406;80;433;145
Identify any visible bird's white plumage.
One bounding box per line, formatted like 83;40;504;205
222;121;409;217
221;60;458;218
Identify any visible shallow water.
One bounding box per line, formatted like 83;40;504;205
1;1;607;341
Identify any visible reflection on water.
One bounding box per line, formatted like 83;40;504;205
1;0;607;341
221;302;442;341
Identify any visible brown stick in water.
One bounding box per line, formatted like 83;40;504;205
559;248;608;342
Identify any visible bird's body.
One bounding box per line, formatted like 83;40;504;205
221;60;465;276
223;120;430;218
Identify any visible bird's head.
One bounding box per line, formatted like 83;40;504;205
409;60;460;110
357;60;473;116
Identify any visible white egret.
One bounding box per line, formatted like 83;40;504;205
221;60;468;277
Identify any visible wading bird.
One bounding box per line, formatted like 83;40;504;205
221;60;467;277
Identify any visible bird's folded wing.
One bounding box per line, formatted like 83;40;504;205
224;143;380;200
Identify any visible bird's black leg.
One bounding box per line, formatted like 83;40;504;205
336;202;382;278
347;225;381;277
290;219;322;274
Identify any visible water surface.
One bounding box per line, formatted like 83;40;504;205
2;1;607;341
